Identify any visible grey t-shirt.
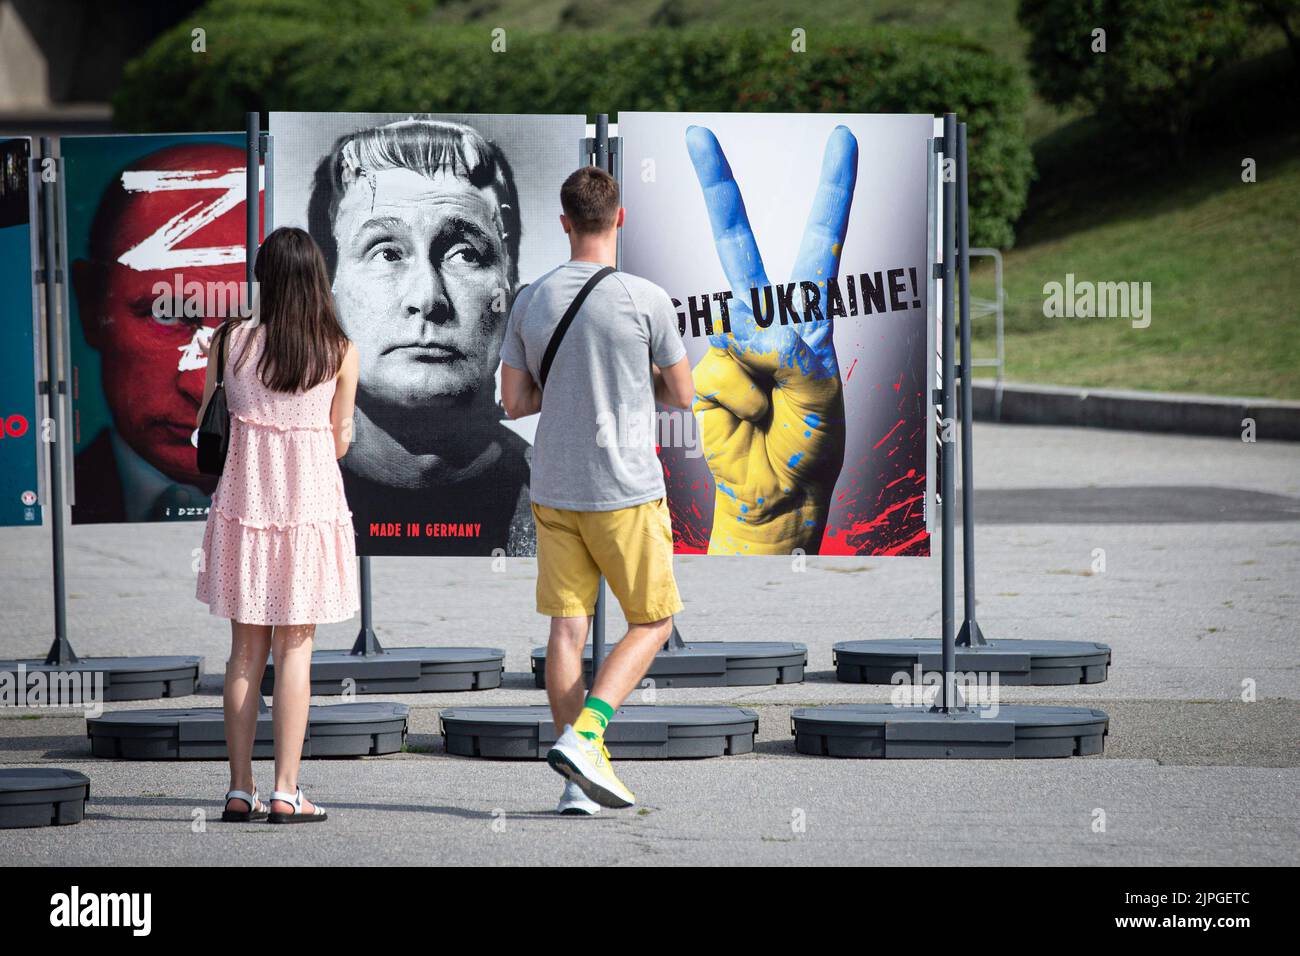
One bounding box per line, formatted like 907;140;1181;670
501;259;687;512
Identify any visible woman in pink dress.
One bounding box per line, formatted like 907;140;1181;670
195;227;359;825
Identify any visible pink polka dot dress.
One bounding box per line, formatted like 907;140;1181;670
196;322;359;625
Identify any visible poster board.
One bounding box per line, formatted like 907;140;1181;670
0;137;42;527
270;111;586;557
619;112;934;556
60;132;263;525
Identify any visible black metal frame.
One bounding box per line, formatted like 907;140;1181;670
37;137;74;666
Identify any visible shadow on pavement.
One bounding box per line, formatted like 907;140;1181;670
967;486;1300;524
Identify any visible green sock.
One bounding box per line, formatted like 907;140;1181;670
572;695;616;742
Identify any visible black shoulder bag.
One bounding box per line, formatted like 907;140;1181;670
538;266;614;390
197;323;235;476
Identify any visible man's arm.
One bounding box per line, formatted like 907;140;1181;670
653;357;694;409
501;362;542;419
644;284;692;410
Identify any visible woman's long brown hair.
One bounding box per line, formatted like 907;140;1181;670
225;226;349;392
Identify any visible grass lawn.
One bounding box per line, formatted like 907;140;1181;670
971;111;1300;400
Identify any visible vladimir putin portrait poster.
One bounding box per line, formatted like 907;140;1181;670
271;112;584;557
62;133;263;525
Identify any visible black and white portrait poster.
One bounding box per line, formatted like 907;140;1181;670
270;112;586;557
619;112;935;557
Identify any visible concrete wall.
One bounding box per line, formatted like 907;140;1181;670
0;0;204;111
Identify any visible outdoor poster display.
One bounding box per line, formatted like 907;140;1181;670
0;137;42;527
264;111;934;559
61;133;263;525
619;112;934;556
271;111;585;557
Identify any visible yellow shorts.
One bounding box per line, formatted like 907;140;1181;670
532;497;683;624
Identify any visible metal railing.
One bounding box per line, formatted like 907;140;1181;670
968;247;1005;420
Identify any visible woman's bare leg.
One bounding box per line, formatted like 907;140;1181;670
270;623;317;814
225;620;272;811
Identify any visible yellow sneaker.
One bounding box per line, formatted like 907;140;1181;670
546;725;635;809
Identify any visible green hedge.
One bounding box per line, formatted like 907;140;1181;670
115;2;1032;246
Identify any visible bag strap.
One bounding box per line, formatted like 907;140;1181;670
214;322;234;387
539;266;614;390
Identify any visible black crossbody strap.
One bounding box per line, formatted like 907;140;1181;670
214;321;233;386
539;266;614;390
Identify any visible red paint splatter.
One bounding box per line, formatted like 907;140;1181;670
873;418;904;449
818;381;930;557
885;467;917;489
878;527;930;556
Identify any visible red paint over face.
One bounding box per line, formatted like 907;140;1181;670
74;143;264;489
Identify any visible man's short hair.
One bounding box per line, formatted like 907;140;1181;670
560;166;619;234
308;118;521;285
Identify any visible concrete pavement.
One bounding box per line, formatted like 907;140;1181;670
1;422;1297;865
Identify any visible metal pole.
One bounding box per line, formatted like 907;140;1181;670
993;249;1005;419
245;112;258;290
261;131;273;234
611;121;624;295
590;113;611;680
592;583;607;680
956;123;985;648
351;556;382;655
39;138;75;666
939;114;957;711
245;114;271;714
594;113;608;172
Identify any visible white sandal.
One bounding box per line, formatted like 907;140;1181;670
267;787;327;824
221;788;268;822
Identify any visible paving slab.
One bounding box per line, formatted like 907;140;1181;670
2;423;1297;865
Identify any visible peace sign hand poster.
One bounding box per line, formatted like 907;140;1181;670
620;112;934;557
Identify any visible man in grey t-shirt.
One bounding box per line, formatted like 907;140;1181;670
501;166;694;815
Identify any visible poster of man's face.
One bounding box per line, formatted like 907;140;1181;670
271;112;585;557
620;112;934;557
62;134;263;525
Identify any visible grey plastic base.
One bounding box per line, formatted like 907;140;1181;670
86;702;408;760
833;639;1111;685
792;703;1109;758
259;647;504;696
441;704;759;760
530;642;806;688
0;768;90;829
0;656;201;702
